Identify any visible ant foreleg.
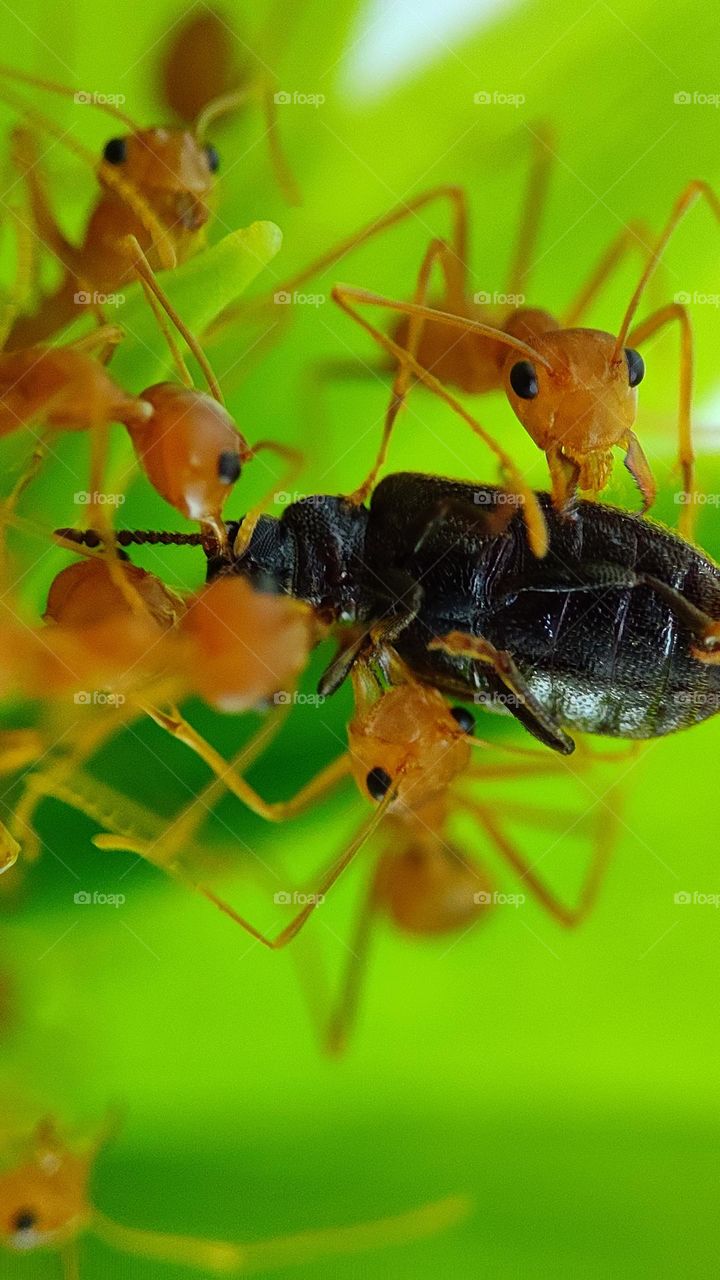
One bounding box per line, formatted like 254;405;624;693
628;302;695;534
348;237;461;504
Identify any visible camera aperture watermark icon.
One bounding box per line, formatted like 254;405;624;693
74;690;126;708
474;889;526;907
274;90;325;108
473;90;525;108
74;889;126;907
74;290;125;308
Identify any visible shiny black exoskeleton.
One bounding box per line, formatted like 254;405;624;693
206;472;720;753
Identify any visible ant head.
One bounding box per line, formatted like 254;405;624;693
377;825;495;935
180;577;318;712
127;384;248;525
100;128;217;231
348;666;473;814
0;1122;92;1253
502;328;644;466
45;558;182;631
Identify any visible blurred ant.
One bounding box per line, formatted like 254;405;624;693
0;1115;469;1277
80;649;618;981
0;211;295;556
246;132;720;537
158;5;301;204
1;554;318;866
0;63;239;347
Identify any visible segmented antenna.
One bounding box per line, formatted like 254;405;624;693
54;527;207;548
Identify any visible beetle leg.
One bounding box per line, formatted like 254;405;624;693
428;630;575;754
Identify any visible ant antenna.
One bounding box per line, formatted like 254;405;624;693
0;63;142;130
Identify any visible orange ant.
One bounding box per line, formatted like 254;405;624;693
0;63;238;347
0;550;318;866
0;1115;469;1277
158;5;301;205
0;207;295;556
251;134;720;539
76;650;618;1000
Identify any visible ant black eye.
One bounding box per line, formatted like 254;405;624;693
450;706;475;734
218;451;241;485
509;360;538;399
205;144;220;173
366;767;391;801
12;1208;37;1233
624;348;645;388
103;137;126;165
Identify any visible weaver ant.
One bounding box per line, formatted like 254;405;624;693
0;1115;468;1277
0;63;238;347
247;132;720;538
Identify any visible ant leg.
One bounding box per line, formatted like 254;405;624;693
347;237;462;504
460;797;617;926
93;1193;469;1271
280;185;470;300
231;439;303;558
330;284;548;557
100;787;393;950
60;1239;81;1280
9;124;76;270
562;221;659;326
135;701;353;822
254;78;302;206
8;704;141;860
325;851;379;1054
428;630;575;754
616;180;720;350
119;235;222;400
506;122;556;297
628;302;695;534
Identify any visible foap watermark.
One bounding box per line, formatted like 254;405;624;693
274;890;325;905
74;690;126;708
674;890;720;906
673;691;720;709
674;91;720;108
74;490;126;507
674;491;720;506
74;290;125;308
473;90;525;108
674;290;720;307
474;889;526;907
74;90;126;107
273;690;326;707
473;490;522;507
273;490;327;507
474;290;526;307
274;90;325;108
273;290;325;307
74;889;126;907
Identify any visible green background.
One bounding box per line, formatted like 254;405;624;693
1;0;720;1275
